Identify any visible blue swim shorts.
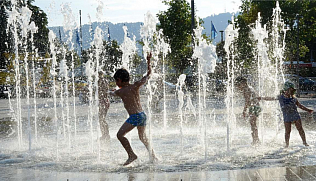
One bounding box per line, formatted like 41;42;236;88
248;105;262;117
126;112;147;126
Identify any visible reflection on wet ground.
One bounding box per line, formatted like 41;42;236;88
1;165;316;181
0;95;316;180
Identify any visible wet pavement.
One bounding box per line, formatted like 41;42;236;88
1;94;316;180
1;164;316;180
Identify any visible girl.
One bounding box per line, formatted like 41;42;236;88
279;81;313;148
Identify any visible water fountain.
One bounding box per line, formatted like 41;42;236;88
254;1;287;141
48;29;59;160
1;1;316;178
224;15;239;151
177;74;186;155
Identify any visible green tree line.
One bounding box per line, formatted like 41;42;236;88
231;0;316;75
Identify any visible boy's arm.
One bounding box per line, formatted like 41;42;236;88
109;90;118;97
296;100;314;114
135;52;152;86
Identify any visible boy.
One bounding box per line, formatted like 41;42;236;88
235;76;261;145
110;52;156;166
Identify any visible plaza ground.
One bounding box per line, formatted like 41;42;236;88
0;93;316;181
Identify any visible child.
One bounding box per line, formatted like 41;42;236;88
98;71;110;141
235;76;261;145
109;52;156;166
278;81;313;148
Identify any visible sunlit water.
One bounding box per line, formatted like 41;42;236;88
1;96;316;174
2;0;316;177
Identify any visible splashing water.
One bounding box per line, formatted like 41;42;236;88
3;1;316;176
192;23;218;157
120;26;137;71
177;74;186;155
251;1;288;143
224;15;239;151
140;11;158;160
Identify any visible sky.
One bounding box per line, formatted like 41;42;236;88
33;0;242;27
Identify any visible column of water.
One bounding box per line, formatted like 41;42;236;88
271;1;287;135
21;6;35;151
192;23;217;157
67;32;75;153
162;39;167;130
224;17;239;151
140;11;157;159
71;43;76;142
208;108;216;159
85;56;95;153
252;13;268;143
93;1;107;160
32;56;37;142
59;50;66;139
202;74;207;159
48;31;59;160
6;1;23;148
193;24;203;142
60;59;70;150
120;26;137;71
177;74;186;155
252;2;287;143
156;30;170;129
91;27;104;160
69;48;77;144
60;4;77;151
31;29;38;143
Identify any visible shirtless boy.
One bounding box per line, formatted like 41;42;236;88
110;52;156;166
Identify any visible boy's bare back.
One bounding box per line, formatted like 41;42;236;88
114;81;144;115
111;53;152;115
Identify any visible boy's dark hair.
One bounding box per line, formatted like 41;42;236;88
114;68;130;82
234;76;247;86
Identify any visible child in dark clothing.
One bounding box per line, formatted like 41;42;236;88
278;81;313;148
235;76;262;145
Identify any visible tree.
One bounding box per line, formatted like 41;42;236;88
81;40;124;75
0;0;49;69
237;0;316;65
102;40;124;74
27;0;49;55
215;41;227;79
235;10;256;72
0;0;11;69
157;0;196;74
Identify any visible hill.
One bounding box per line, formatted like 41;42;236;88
48;12;237;52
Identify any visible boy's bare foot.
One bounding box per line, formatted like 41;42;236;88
149;156;158;164
149;149;158;163
123;155;137;166
285;144;289;148
98;135;110;142
251;140;260;146
304;143;309;147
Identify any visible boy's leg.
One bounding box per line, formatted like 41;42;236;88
249;115;259;144
137;126;156;161
117;122;137;165
99;103;110;140
294;119;308;146
284;122;291;147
